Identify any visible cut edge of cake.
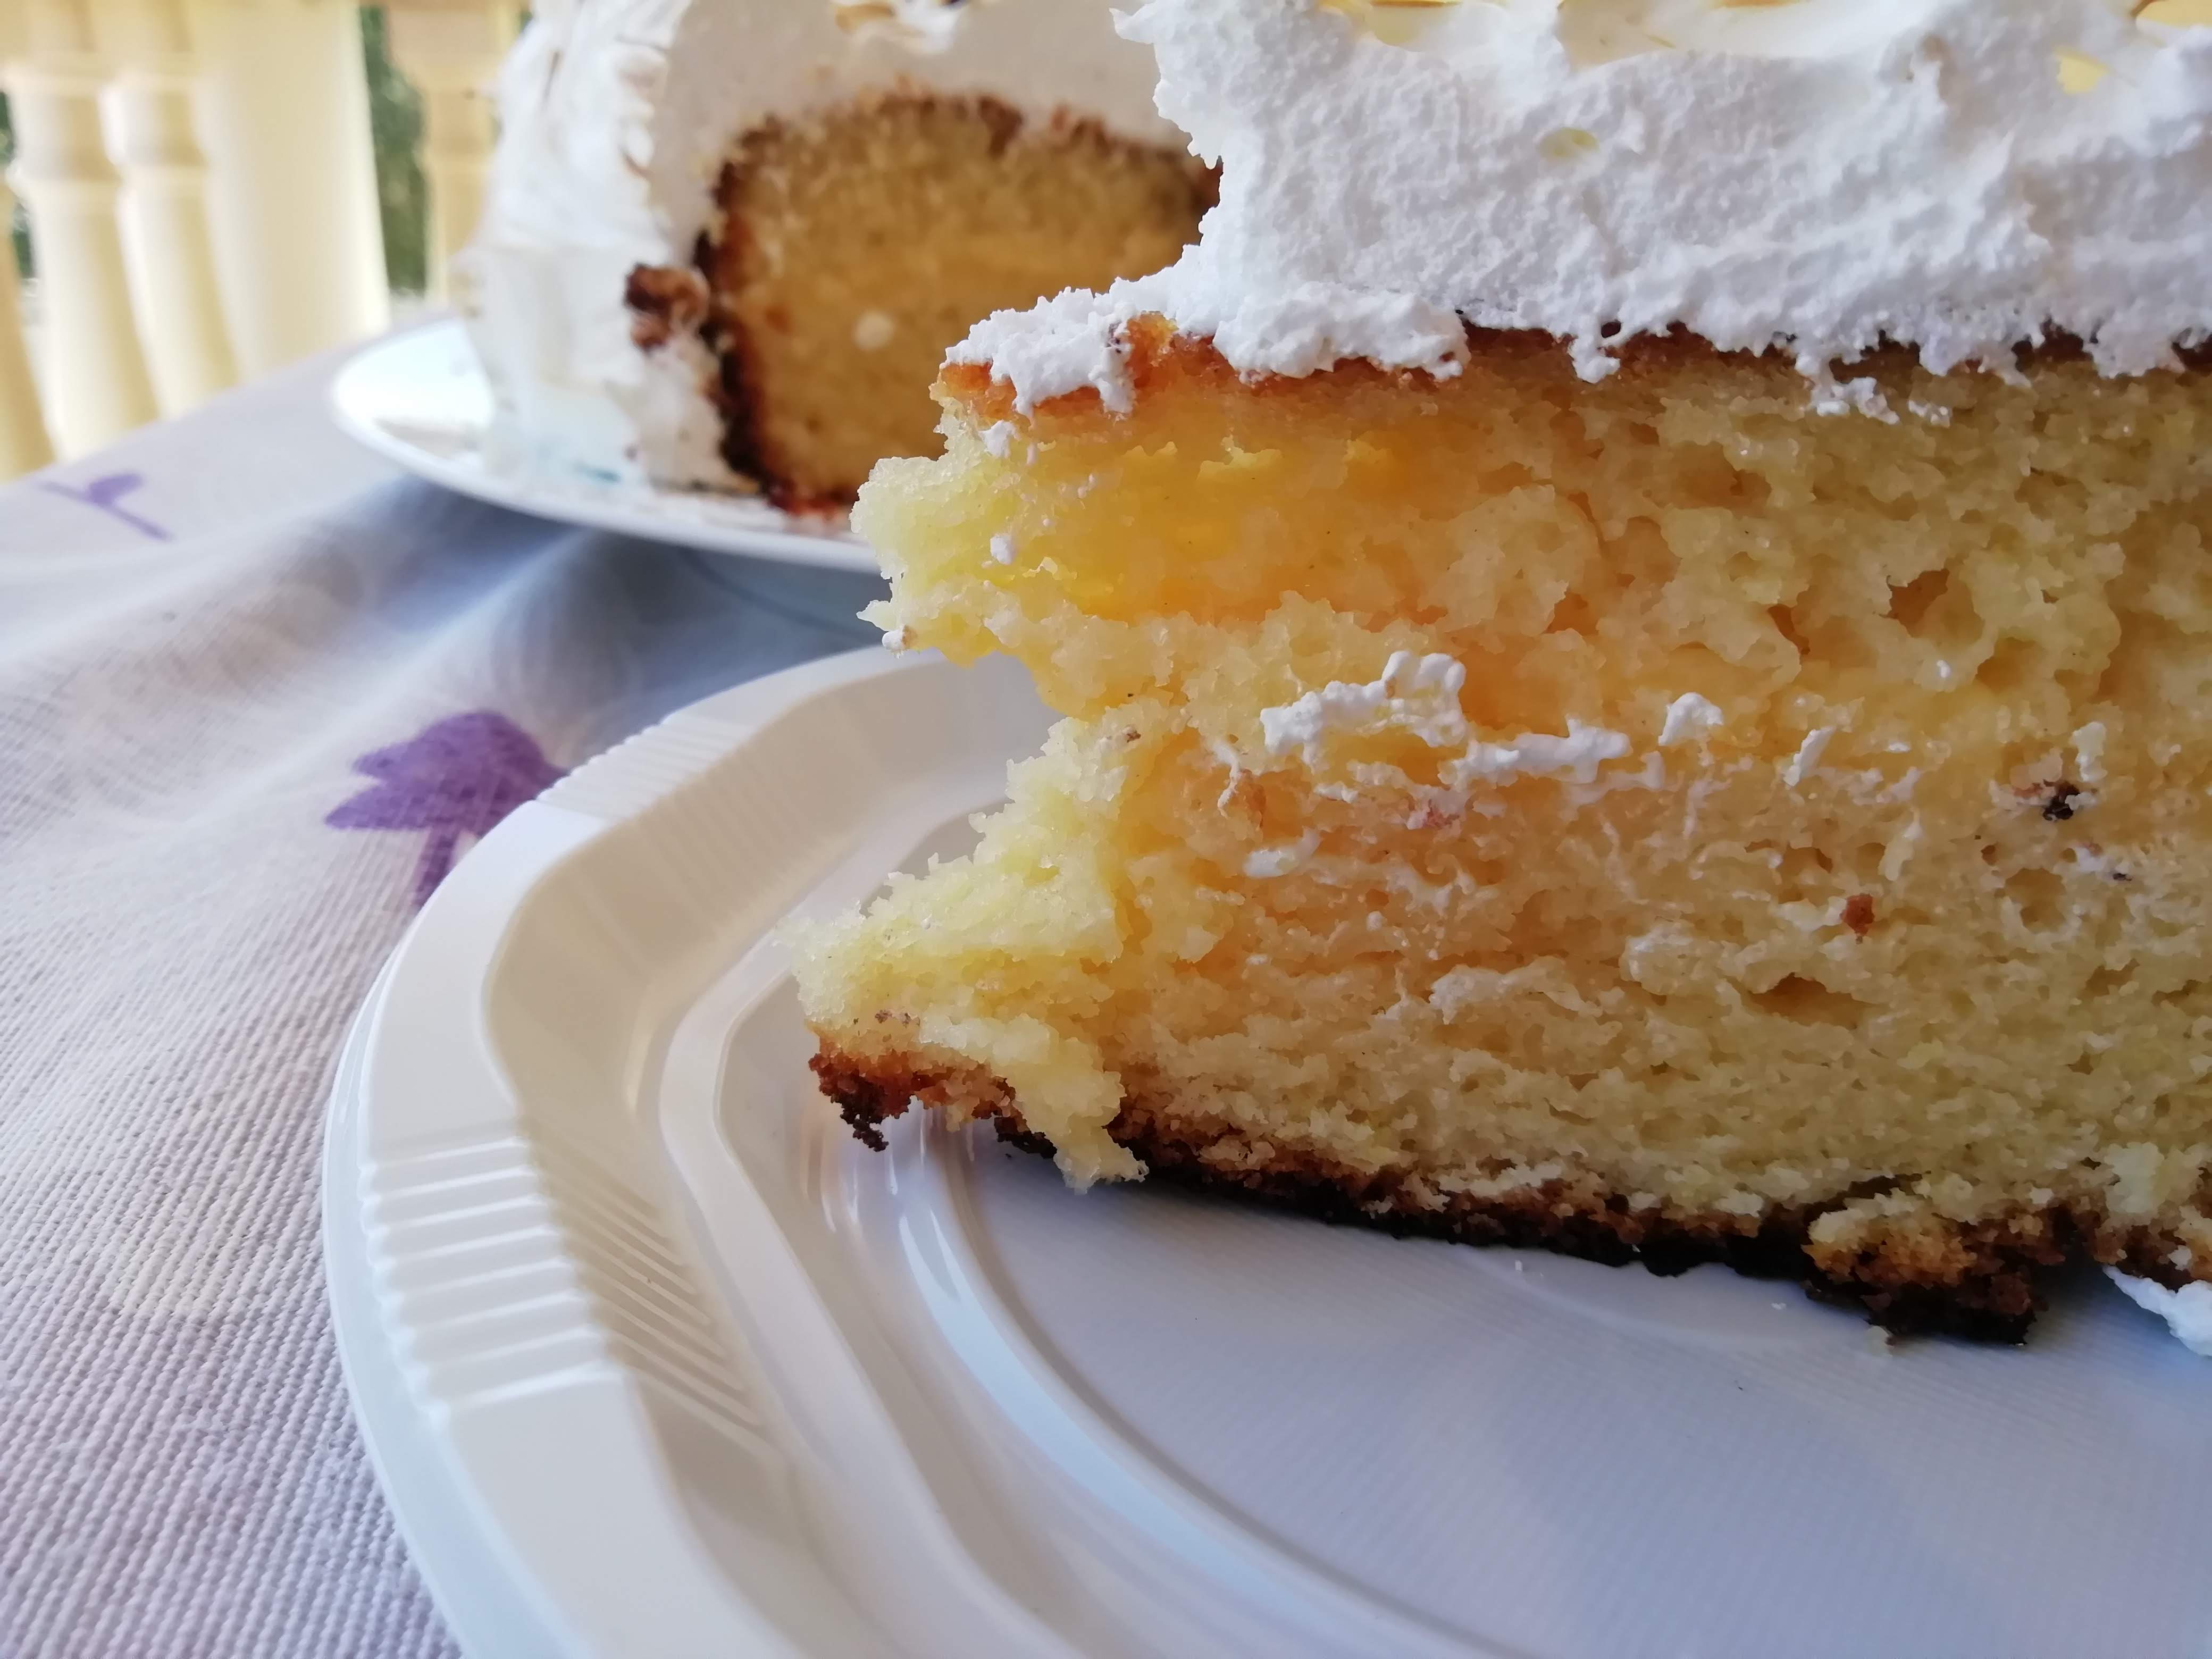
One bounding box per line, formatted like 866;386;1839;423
623;90;1214;512
792;315;2212;1345
454;0;1187;499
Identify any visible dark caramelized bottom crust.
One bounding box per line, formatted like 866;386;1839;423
807;1044;2152;1344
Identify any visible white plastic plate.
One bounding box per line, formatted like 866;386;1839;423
328;320;873;572
326;647;2212;1659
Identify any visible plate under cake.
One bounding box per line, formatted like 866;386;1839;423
794;0;2212;1342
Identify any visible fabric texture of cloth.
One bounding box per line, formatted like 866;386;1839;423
0;341;881;1657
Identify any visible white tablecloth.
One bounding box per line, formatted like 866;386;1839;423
0;342;882;1657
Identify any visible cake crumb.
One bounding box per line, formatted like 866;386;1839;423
1658;692;1724;747
2072;721;2109;785
1783;727;1834;788
851;308;898;351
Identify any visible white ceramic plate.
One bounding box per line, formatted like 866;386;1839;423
325;646;2212;1659
327;319;873;572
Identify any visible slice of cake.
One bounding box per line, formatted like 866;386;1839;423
456;0;1209;508
795;0;2212;1342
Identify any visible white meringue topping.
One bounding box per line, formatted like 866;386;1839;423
956;0;2212;412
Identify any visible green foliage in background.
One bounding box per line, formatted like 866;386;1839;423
0;93;29;282
362;8;429;296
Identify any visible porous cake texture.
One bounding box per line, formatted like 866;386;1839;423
627;95;1211;509
795;322;2212;1339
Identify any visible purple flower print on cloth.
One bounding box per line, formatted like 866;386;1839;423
38;471;171;541
328;711;567;906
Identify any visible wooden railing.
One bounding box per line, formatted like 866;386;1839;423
0;0;520;480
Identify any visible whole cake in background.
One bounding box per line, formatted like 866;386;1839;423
795;0;2212;1348
456;0;1211;509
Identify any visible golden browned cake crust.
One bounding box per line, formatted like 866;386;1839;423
937;313;2212;427
815;1041;2143;1342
